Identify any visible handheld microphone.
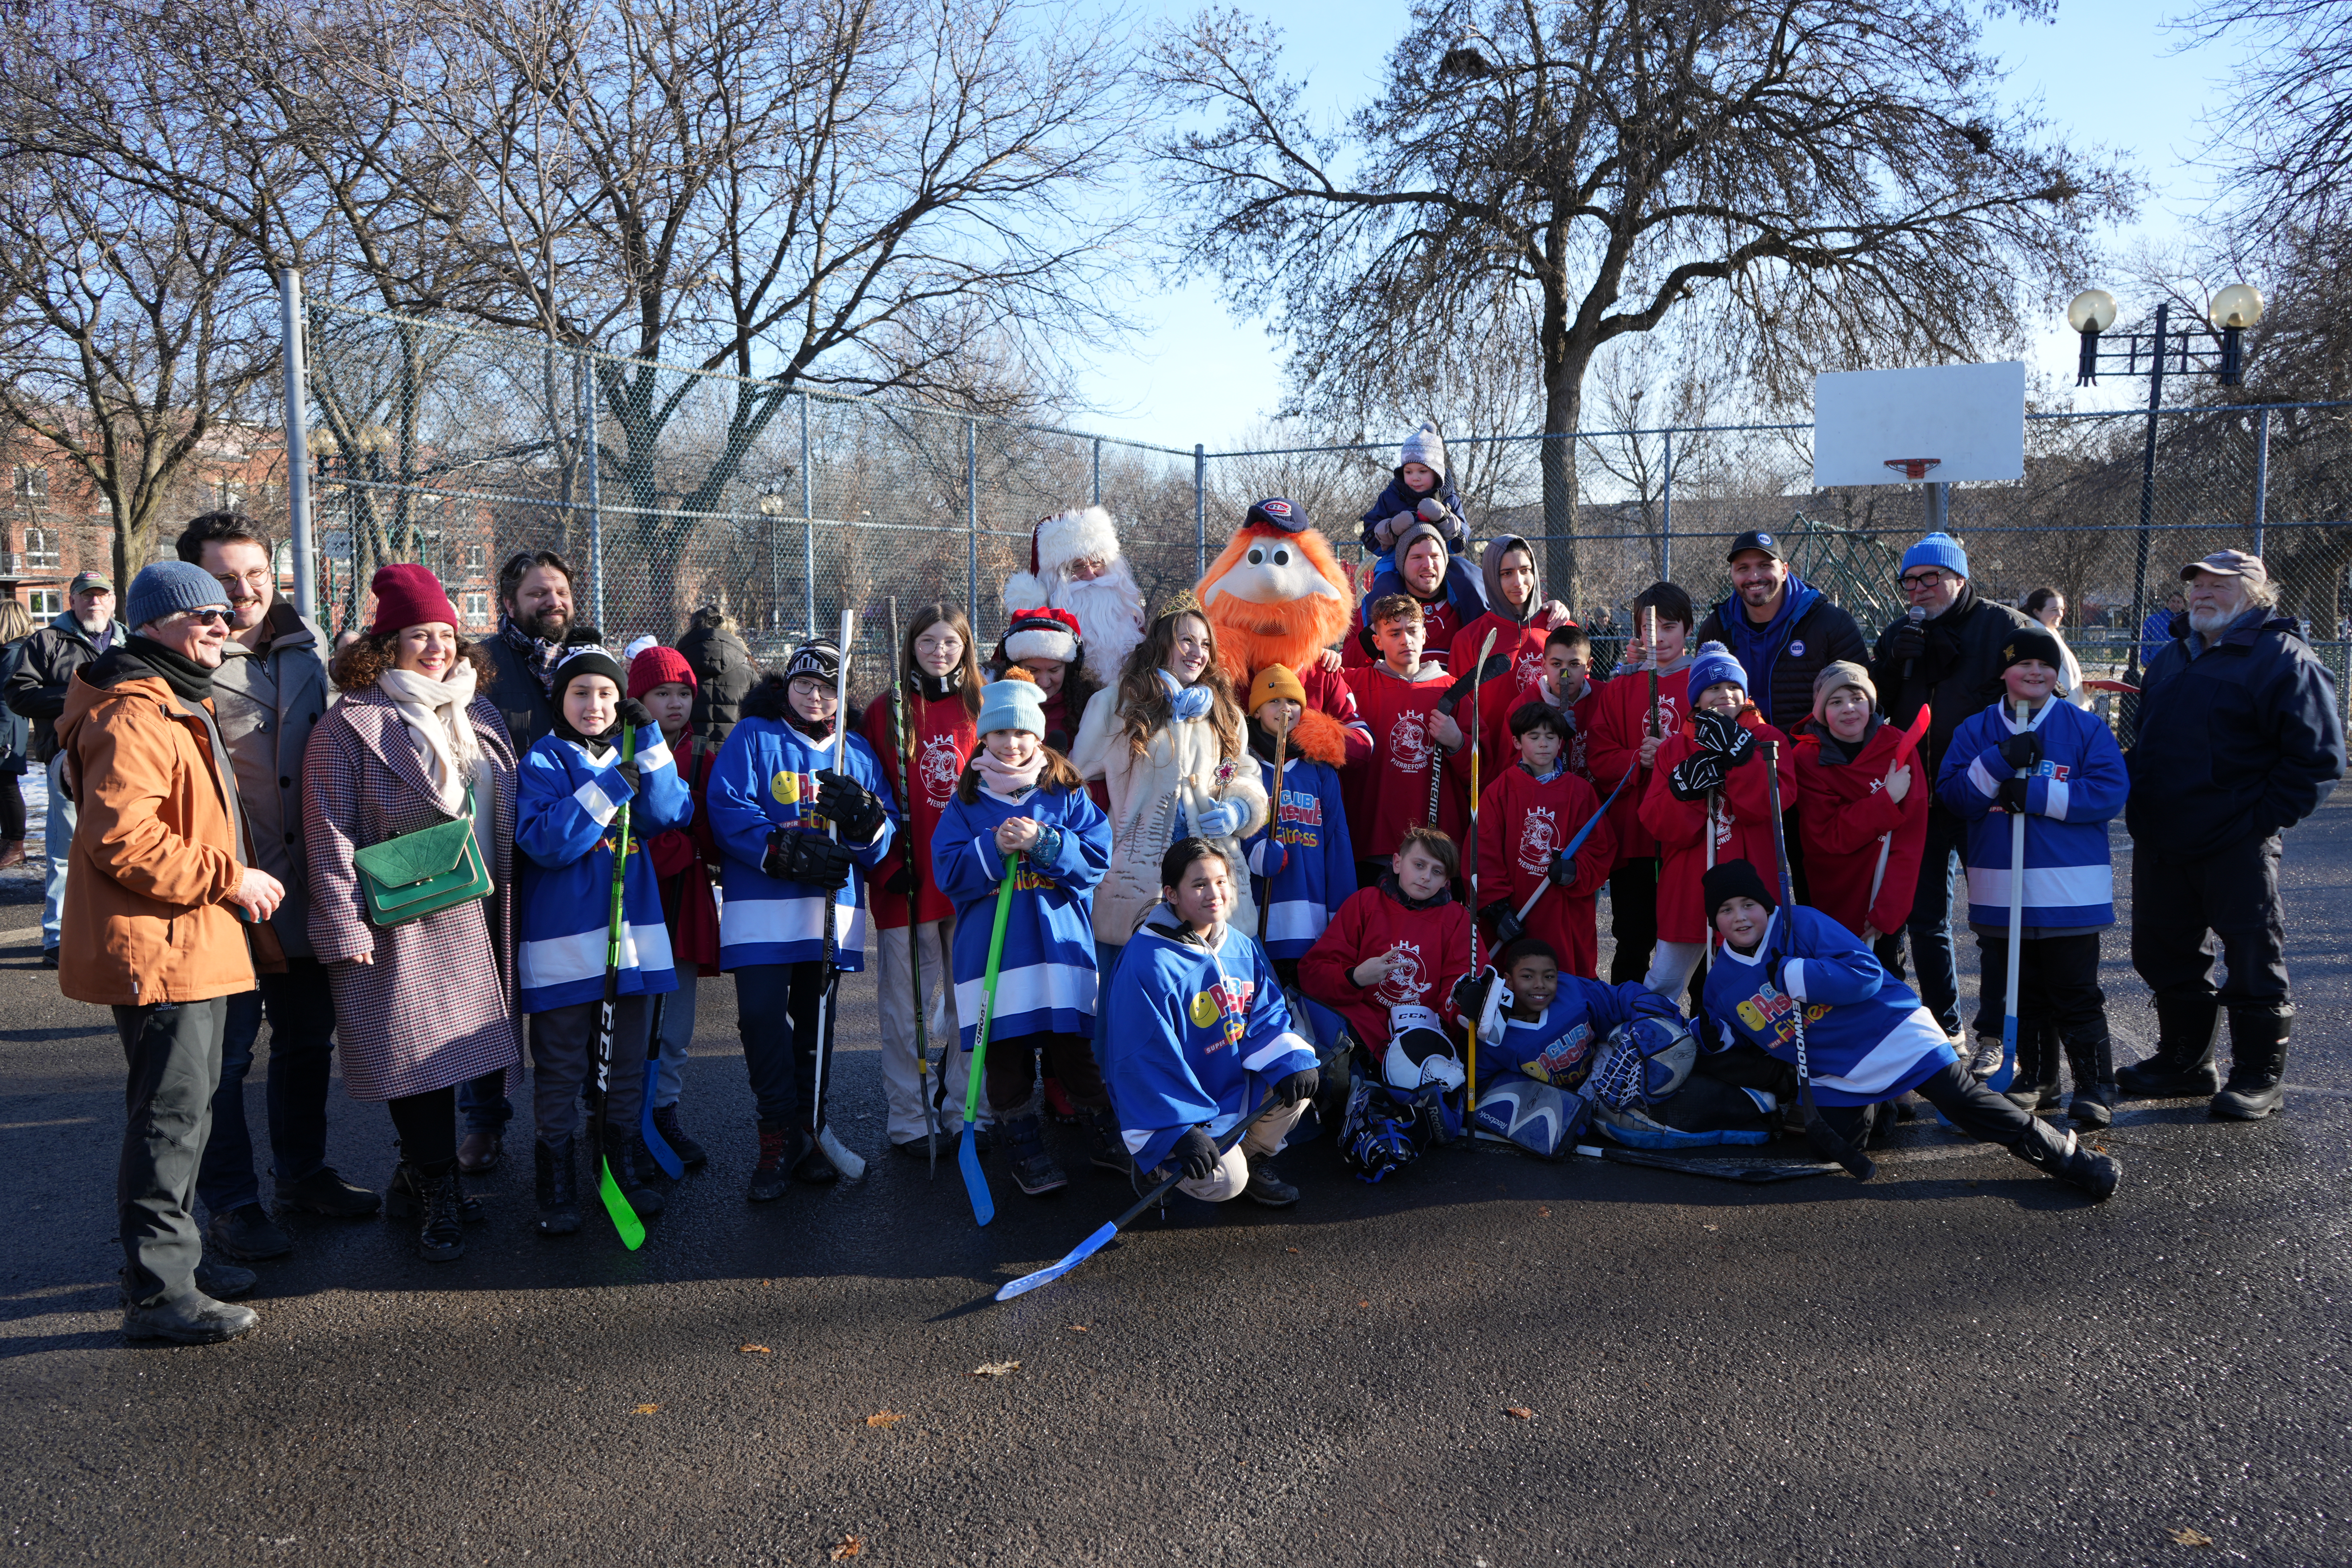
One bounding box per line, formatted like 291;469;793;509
1901;604;1926;681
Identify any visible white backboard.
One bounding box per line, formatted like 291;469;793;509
1812;361;2025;488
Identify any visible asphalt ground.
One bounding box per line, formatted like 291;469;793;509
2;796;2347;1566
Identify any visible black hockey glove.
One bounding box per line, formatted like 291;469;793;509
615;697;654;733
1448;969;1497;1024
1667;752;1725;802
1994;777;2031;815
883;863;915;897
1478;898;1525;945
1995;730;2043;772
814;769;888;842
1169;1126;1220;1181
1547;849;1580;888
1272;1067;1320;1107
1693;707;1754;767
765;828;855;889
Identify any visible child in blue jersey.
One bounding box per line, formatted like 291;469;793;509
514;640;695;1234
1467;937;1683;1156
706;637;896;1200
1238;664;1356;1043
1700;860;2119;1199
932;670;1114;1197
1101;837;1322;1209
1936;626;2130;1126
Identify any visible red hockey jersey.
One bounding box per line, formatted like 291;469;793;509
1340;594;1462;671
1584;662;1690;864
1342;660;1467;859
1475;764;1617;978
863;685;978;929
1298;883;1475;1051
1793;718;1930;938
1637;708;1796;944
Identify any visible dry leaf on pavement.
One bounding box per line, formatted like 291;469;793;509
970;1360;1021;1377
2167;1526;2213;1547
632;1404;660;1415
831;1535;864;1559
1503;1407;1534;1420
739;1344;772;1355
1066;1325;1088;1333
865;1411;906;1429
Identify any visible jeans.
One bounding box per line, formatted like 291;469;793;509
649;979;697;1109
734;962;830;1128
458;1068;514;1134
42;750;74;947
1901;806;1966;1037
196;960;342;1215
114;997;229;1306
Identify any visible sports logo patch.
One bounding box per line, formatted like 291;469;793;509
771;770;802;805
1262;499;1291;517
1517;806;1558;874
1388;707;1432;773
1375;942;1427;1007
1788;639;1806;657
918;733;962;807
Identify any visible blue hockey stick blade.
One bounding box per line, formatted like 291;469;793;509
996;1221;1118;1302
960;1127;993;1227
1985;1020;2018;1094
639;1055;683;1179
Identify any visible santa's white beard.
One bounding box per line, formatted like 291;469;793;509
1056;567;1145;686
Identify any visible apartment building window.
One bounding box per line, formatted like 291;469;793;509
12;464;46;500
28;588;62;615
22;527;57;568
463;543;486;573
462;591;489;625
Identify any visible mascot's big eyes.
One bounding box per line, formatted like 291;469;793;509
1247;548;1262;564
1273;548;1290;565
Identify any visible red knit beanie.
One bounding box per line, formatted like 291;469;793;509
628;644;697;699
367;563;460;635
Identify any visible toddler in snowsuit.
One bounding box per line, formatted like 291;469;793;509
932;670;1115;1195
1936;625;2129;1126
515;640;694;1234
707;637;897;1199
1476;702;1616;978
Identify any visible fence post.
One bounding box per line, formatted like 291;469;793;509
1659;427;1674;580
276;268;315;620
968;419;980;624
2252;403;2271;557
1092;436;1102;507
1193;444;1206;578
583;349;605;630
2125;300;2169;693
802;391;816;638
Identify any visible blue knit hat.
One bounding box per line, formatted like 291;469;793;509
1900;532;1970;580
125;560;231;631
1685;640;1747;701
975;674;1046;738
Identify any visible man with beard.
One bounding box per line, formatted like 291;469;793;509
1000;505;1146;689
483;549;577;753
1868;533;2036;1068
2122;551;2344;1120
6;567;125;966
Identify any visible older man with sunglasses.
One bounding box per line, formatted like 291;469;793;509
1868;532;2037;1066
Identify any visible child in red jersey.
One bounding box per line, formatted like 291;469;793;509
1792;661;1927;976
1341;594;1466;887
1583;581;1695;983
1476;703;1617;978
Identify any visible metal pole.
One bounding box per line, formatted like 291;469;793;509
2252;404;2271;558
802;391;816;638
1659;427;1673;580
1092;436;1102;507
276;268;315;619
967;419;979;623
583;347;605;630
1925;482;1949;535
1193;443;1206;579
2126;300;2169;689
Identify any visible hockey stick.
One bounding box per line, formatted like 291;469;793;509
888;597;943;1176
1256;712;1287;944
588;722;648;1250
1464;627;1498;1114
1989;698;2029;1095
1762;739;1875;1180
959;851;1020;1226
805;607;868;1181
995;1096;1282;1302
638;991;683;1178
1864;706;1935;916
1572;1143;1836;1184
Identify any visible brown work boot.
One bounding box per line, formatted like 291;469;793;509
456;1130;502;1174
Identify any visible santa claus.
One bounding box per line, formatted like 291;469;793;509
1193;497;1372;768
1001;505;1146;688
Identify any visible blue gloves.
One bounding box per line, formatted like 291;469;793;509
1193;798;1248;839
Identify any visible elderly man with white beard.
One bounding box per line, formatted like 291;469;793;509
1001;505;1147;689
2121;550;2346;1120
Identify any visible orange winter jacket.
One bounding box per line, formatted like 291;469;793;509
54;667;255;1007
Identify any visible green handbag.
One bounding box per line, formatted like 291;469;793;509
350;789;493;927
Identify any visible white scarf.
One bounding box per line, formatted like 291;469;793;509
377;662;483;813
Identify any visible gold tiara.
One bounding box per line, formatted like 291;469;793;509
1153;587;1204;622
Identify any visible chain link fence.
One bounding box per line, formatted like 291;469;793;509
293;300;2352;709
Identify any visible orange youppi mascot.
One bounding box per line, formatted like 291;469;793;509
1195;497;1373;768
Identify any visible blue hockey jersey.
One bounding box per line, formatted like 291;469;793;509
1703;904;1957;1106
933;782;1112;1051
1936;695;2127;932
514;724;694;1012
1241;751;1357;958
1489;979;1681;1091
1101;905;1318;1172
707;714;895;971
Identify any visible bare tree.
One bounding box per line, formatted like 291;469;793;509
1147;0;2133;604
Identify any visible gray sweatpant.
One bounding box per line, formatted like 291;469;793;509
114;997;230;1306
530;995;651;1144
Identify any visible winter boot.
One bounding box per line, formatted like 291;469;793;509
747;1122;791;1203
385;1157;485;1226
2063;1026;2118;1130
122;1291;259;1344
1243;1150;1299;1208
2002;1027;2060;1113
602;1127;664;1217
650;1104;707;1168
999;1114;1067;1196
2009;1116;2121;1202
2211;1007;2292;1121
396;1163;469;1261
535;1137;581;1236
2116;996;2222;1099
1077;1106;1132;1176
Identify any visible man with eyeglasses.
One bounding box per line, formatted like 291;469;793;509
5;567;125;966
172;514;380;1273
1869;532;2036;1069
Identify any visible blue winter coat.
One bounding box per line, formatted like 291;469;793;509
1356;474;1465;556
707;715;896;970
1241;750;1356;958
1101;905;1318;1172
1703;905;1956;1106
2125;609;2346;861
1937;696;2128;933
933;782;1111;1050
513;724;694;1012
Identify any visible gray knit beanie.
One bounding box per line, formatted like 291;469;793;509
125;560;231;631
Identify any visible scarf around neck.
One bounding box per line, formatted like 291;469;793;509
501;616;565;695
377;661;483;813
973;746;1045;795
1157;667;1213;721
96;636;216;704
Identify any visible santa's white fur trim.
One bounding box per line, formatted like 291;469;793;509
1002;571;1052;618
1002;625;1079;666
1033;505;1122;577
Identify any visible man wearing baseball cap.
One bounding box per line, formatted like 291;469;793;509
4;566;125;964
1695;529;1868;735
2122;550;2345;1121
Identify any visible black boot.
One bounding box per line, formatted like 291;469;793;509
409;1163;469;1261
2212;1007;2292;1121
2003;1027;2060;1113
1077;1106;1132;1176
2117;996;2222;1099
2063;1026;2118;1130
650;1104;707;1168
603;1126;665;1217
535;1137;581;1236
747;1122;790;1203
1243;1149;1299;1208
2009;1116;2121;1202
385;1157;484;1225
1000;1114;1066;1196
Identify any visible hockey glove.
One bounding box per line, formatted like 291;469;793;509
1994;777;2031;815
1547;850;1580;888
1273;1067;1320;1107
883;863;915;897
1449;970;1511;1027
813;769;888;842
1667;752;1725;802
1478;898;1525;946
615;697;653;733
764;828;855;889
1995;730;2043;771
1169;1126;1221;1181
1693;708;1755;767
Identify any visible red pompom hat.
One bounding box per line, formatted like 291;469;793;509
628;644;697;699
366;563;460;635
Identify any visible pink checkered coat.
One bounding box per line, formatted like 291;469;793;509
303;684;522;1102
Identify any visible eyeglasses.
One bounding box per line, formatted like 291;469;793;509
1899;571;1949;591
184;608;233;627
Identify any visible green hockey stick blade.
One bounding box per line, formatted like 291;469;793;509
598;1157;647;1249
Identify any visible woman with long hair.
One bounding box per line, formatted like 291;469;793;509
2019;587;2093;709
0;598;32;869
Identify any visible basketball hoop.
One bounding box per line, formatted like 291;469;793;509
1882;458;1942;481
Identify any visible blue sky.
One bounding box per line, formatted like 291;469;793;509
1067;0;2257;450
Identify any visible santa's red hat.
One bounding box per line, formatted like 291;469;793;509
998;606;1082;667
1005;504;1122;611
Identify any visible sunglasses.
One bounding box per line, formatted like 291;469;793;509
181;608;233;627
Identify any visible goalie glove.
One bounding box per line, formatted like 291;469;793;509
1449;966;1514;1048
